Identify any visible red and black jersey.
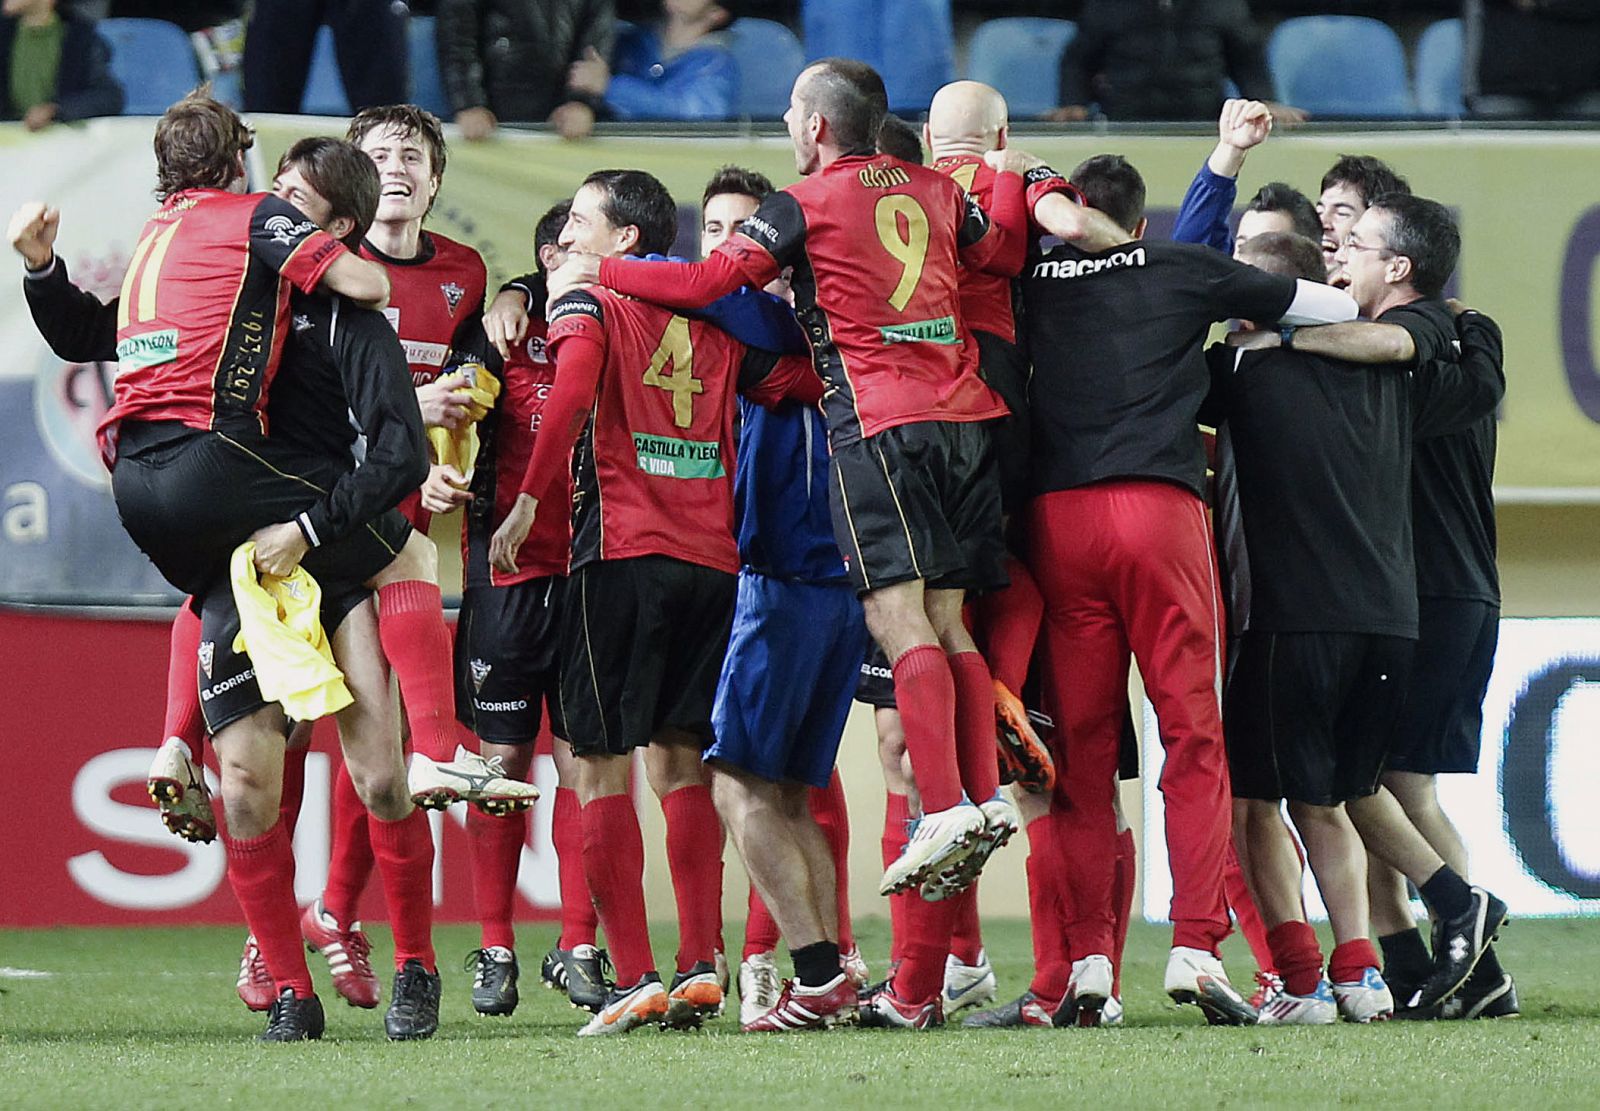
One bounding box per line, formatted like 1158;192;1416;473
462;314;571;588
364;231;488;530
932;153;1022;344
362;232;488;387
598;154;1024;449
103;189;347;460
519;288;817;576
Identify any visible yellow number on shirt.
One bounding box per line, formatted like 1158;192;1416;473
874;195;930;312
117;220;182;328
644;314;704;428
947;161;980;193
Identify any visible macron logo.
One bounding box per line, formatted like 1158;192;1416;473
1032;247;1146;280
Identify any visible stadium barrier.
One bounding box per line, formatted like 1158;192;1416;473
2;119;1598;927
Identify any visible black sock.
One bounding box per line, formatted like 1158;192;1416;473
1378;928;1431;981
791;941;841;988
1419;865;1474;920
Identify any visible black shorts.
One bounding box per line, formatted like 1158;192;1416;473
1387;599;1499;775
855;641;897;708
828;419;1006;597
975;330;1030;516
455;577;566;744
112;421;410;598
194;579;371;735
1226;631;1415;806
559;556;735;758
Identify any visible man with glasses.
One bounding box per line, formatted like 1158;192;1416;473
1230;193;1512;1017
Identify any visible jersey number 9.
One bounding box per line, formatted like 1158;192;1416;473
874;196;930;313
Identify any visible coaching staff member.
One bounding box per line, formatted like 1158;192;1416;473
1005;150;1356;1024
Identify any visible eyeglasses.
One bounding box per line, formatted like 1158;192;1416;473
1342;236;1395;259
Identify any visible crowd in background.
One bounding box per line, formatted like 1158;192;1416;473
5;0;1599;132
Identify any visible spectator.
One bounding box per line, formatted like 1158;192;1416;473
437;0;614;140
566;0;736;121
242;0;407;114
1048;0;1301;123
1466;0;1600;119
105;1;246;31
0;0;124;130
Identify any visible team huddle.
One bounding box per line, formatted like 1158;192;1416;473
9;56;1509;1043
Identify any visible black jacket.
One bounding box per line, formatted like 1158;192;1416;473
436;0;614;121
1058;0;1273;121
0;13;124;122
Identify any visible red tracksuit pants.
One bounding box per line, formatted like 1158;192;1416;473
1028;480;1233;958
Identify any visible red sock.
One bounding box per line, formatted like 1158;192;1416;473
376;580;456;762
1329;938;1381;986
744;887;782;958
809;771;853;949
1266;920;1325;998
164;602;205;746
224;821;312;997
552;787;596;948
369;809;436;972
581;794;654;985
321;758;374;924
1225;841;1276;975
661;784;723;972
883;792;911;965
891;890;957;1005
891;645;962;812
949;884;983;964
467;806;525;951
1025;821;1070;1004
279;745;309;841
947;650;1000;803
972;558;1044;694
1112;828;1136;997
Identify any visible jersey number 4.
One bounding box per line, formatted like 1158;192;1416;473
118;219;182;328
644;314;704;428
874;196;930;312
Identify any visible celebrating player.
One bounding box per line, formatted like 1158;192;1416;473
491;169;819;1036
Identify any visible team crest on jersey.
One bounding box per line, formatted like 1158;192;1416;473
440;281;467;316
198;641;215;679
292;313;313;332
525;335;548;363
470;658;492;692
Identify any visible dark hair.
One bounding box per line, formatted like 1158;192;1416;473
1244;182;1321;243
1069;154;1145;232
534;198;571;272
1236;231;1326;284
701;165;774;210
582;169;678;256
346;104;448;213
1369;193;1459;299
1319;155;1411;208
876;114;924;164
276;137;381;248
152;87;253;200
797;58;888;153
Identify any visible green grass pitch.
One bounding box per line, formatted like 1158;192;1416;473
2;917;1597;1108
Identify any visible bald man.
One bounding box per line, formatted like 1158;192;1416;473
926;80;1116;1029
